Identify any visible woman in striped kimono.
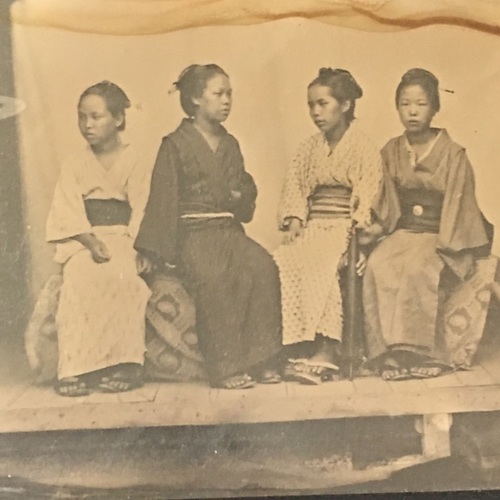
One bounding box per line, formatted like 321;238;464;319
135;64;282;389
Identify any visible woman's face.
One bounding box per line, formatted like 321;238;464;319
308;84;348;136
78;94;122;147
193;74;232;123
397;84;436;134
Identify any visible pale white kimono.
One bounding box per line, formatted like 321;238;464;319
46;144;152;379
273;122;382;345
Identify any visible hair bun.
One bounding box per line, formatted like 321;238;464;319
402;68;439;88
318;67;335;78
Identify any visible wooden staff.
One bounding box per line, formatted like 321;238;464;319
342;222;362;380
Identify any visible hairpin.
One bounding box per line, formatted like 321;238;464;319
168;82;179;95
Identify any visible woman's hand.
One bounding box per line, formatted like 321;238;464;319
356;251;367;277
357;222;384;246
89;238;111;263
282;218;303;244
72;232;110;263
136;254;154;275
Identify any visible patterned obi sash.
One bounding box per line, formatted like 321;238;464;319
84;199;131;227
397;187;443;233
308;185;352;220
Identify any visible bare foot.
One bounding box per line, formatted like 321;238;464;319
305;337;341;374
409;366;444;379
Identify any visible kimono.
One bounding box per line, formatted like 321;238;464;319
273;121;383;345
363;129;495;367
135;118;282;383
46;144;151;380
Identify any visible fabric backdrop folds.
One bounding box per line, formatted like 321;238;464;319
9;0;500;35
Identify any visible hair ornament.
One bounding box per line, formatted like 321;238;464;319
168;81;179;95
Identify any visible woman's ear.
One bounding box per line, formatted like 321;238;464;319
114;112;125;130
191;96;200;107
341;100;352;114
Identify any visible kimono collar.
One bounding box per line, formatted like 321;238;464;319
404;129;443;169
320;118;359;158
178;118;228;141
84;142;132;170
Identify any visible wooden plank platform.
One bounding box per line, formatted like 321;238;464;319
1;361;500;434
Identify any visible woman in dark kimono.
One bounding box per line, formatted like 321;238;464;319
363;68;494;381
135;64;282;389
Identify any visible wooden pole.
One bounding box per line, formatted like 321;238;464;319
343;223;361;380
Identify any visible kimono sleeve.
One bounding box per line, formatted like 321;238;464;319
126;155;154;240
224;137;257;223
233;170;257;223
371;144;402;234
46;158;92;243
277;137;311;228
134;138;178;265
350;140;383;227
437;148;491;279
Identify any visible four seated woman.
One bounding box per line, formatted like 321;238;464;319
27;67;497;392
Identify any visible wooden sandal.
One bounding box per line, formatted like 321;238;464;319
409;364;446;379
284;359;340;384
98;372;144;393
257;369;282;384
217;374;256;390
381;356;412;381
55;377;90;397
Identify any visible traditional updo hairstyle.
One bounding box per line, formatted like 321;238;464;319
173;64;229;117
395;68;440;112
308;68;363;124
78;81;131;131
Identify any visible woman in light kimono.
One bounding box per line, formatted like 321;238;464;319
135;64;282;390
363;68;494;380
273;68;383;385
46;81;151;396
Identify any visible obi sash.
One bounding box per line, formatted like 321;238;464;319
84;199;132;227
397;187;443;233
308;185;352;220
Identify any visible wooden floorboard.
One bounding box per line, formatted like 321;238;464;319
2;343;500;433
454;366;496;387
422;372;464;389
352;376;392;394
387;378;427;392
1;381;500;433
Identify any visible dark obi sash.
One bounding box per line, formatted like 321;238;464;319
308;185;352;221
84;199;131;227
397;188;443;233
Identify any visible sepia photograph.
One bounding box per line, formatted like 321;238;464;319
1;0;500;497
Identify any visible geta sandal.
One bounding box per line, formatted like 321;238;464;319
217;374;256;390
55;377;90;397
98;372;144;393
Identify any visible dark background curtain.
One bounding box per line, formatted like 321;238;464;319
0;0;29;372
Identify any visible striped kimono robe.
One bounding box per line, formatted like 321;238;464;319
135;118;282;383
